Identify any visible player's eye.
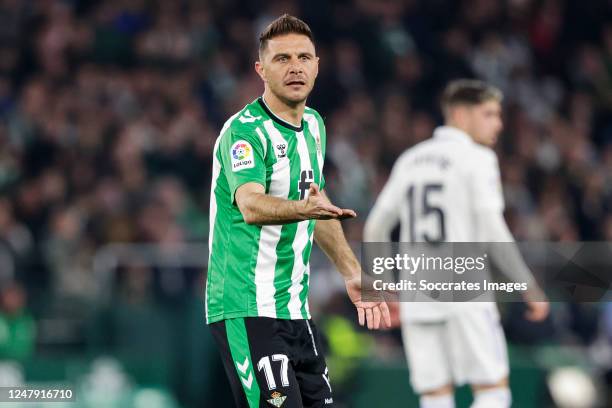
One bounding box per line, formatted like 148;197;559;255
278;56;288;63
300;55;310;61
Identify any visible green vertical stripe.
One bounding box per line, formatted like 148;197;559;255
312;113;327;189
299;219;316;318
226;318;260;407
262;128;275;192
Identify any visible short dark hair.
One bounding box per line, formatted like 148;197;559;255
441;79;502;115
259;14;315;55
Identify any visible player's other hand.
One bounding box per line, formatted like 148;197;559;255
300;183;357;220
345;276;392;330
523;287;550;322
525;301;549;322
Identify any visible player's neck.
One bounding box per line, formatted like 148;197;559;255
445;122;474;141
261;91;305;128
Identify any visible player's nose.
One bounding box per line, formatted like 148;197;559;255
288;61;303;74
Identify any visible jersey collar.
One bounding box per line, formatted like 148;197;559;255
433;126;474;144
258;97;304;132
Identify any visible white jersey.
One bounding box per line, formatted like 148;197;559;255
365;125;505;321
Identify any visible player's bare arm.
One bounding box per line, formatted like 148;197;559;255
234;182;355;225
313;189;391;330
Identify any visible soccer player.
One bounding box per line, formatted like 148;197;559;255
364;80;549;408
206;14;391;408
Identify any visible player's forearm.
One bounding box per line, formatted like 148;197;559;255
314;219;360;280
240;193;306;225
479;210;542;293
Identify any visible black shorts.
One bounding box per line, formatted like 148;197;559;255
209;317;334;408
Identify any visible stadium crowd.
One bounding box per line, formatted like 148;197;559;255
0;0;611;401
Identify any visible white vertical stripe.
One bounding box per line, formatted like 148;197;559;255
255;127;267;157
254;120;290;318
286;131;313;318
305;320;319;356
206;110;242;322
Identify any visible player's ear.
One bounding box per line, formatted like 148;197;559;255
255;60;266;82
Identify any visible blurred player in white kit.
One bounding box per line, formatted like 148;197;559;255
364;79;549;408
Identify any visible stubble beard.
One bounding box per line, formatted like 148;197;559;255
271;83;312;109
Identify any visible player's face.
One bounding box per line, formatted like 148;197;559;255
466;100;503;147
256;34;319;106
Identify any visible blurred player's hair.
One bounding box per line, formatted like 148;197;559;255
259;14;315;55
441;79;502;117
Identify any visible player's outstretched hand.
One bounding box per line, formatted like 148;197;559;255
345;276;392;330
301;183;356;220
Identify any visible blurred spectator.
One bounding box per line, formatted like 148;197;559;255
0;283;35;361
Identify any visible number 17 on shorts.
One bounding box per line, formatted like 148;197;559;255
210;317;334;407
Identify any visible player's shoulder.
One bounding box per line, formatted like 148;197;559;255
304;106;325;124
224;100;266;133
468;143;498;164
216;100;268;151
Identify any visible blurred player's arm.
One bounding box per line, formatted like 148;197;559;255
474;152;549;321
235;182;355;225
314;189;391;329
477;209;548;320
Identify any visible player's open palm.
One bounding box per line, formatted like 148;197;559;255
345;276;392;330
303;183;356;220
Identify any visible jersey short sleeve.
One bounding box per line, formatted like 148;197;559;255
471;149;504;212
219;128;267;204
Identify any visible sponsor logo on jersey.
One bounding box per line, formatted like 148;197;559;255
324;398;334;404
267;391;287;407
275;143;287;158
231;141;255;171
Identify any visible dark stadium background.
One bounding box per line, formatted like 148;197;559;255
0;0;611;407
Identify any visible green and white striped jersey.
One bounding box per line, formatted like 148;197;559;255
206;97;326;324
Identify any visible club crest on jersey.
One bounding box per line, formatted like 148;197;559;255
275;143;287;158
267;391;287;407
231;140;255;172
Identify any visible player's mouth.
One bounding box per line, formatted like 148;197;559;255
285;79;306;87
